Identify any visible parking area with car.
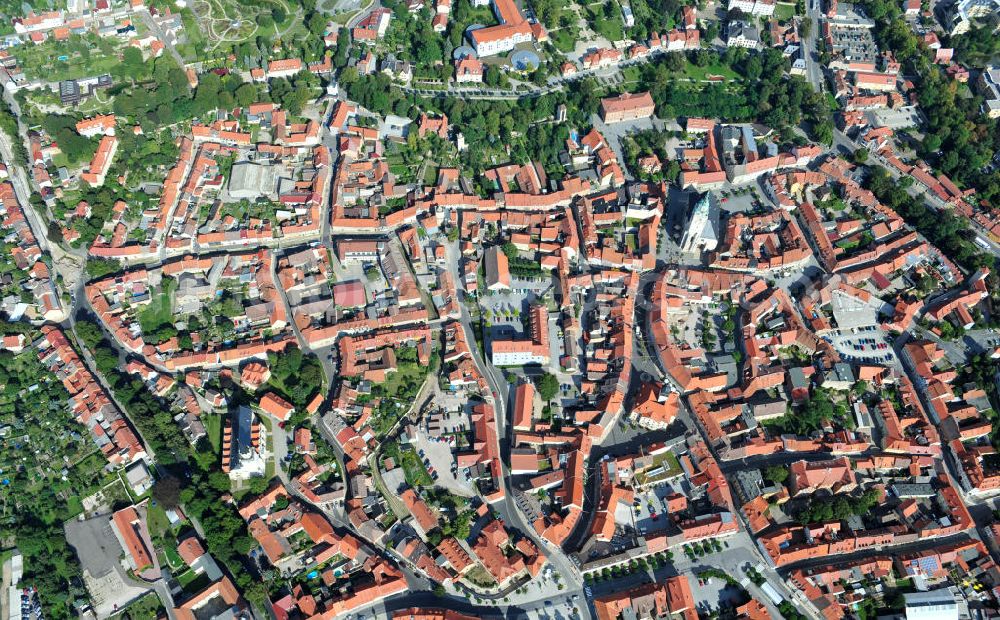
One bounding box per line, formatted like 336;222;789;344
825;326;897;365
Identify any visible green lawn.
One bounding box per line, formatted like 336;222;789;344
423;165;439;187
826;92;840;111
65;494;84;517
379;361;427;399
17;34;123;82
584;3;624;41
178;569;211;593
203;412;223;454
774;2;797;19
138;277;176;335
112;593;162;620
163;544;185;570
383;441;432;487
682;62;740;81
550;29;577;53
147;502;172;537
621;66;641;85
399;447;431;486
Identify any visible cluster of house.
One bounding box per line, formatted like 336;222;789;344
560;13;700;78
814;0;1000;249
788;536;1000;619
843;112;989;241
652;167;958;462
501;272;639;548
902;271;1000;496
401;489;547;588
0;181;64;322
239;485;414;618
86;251;293;370
1;0;182;94
26;115;121;218
593;575;699;620
788;157;959;288
346;0;547;83
679;118;823;191
577;438;744;576
9;0;178;45
36;326;146;467
84;103;328;260
707;208;812;273
108;502;252;619
250;57;333;82
745;455;974;565
291;238;439;350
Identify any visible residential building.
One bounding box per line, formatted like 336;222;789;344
728;0;777;16
727;19;761;49
599;91;655;123
454;56;483;83
940;0;1000;34
484;245;511;291
977;66;1000;118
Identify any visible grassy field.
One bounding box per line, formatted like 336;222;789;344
203;412;223;454
423;165;439;187
826;92;840;111
550;28;577;53
177;8;208;61
113;593;163;620
379;361;427;398
163;543;185;570
146;502;172;537
65;494;84;516
17;34;123;82
620;65;642;86
682;62;740;81
774;2;797;19
138;277;176;334
177;569;211;593
383;441;432;487
583;2;624;41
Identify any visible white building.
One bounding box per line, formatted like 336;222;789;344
726;20;761;48
941;0;1000;34
680;192;720;254
226;406;267;481
977;66;1000;118
490;341;550;366
727;0;776;16
621;2;635;27
469;22;533;56
904;589;959;620
6;552;23;620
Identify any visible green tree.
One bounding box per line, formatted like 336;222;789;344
535;373;559;402
120;46;147;80
764;465;789;484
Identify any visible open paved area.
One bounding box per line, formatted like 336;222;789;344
65;515;152;617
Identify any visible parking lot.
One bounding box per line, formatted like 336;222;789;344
65;514;152;617
630;472;688;535
825;326;897;365
519;594;583;620
413;423;474;498
689;573;749;616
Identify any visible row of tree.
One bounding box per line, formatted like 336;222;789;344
639;48;833;143
865;166;993;272
858;0;1000;207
